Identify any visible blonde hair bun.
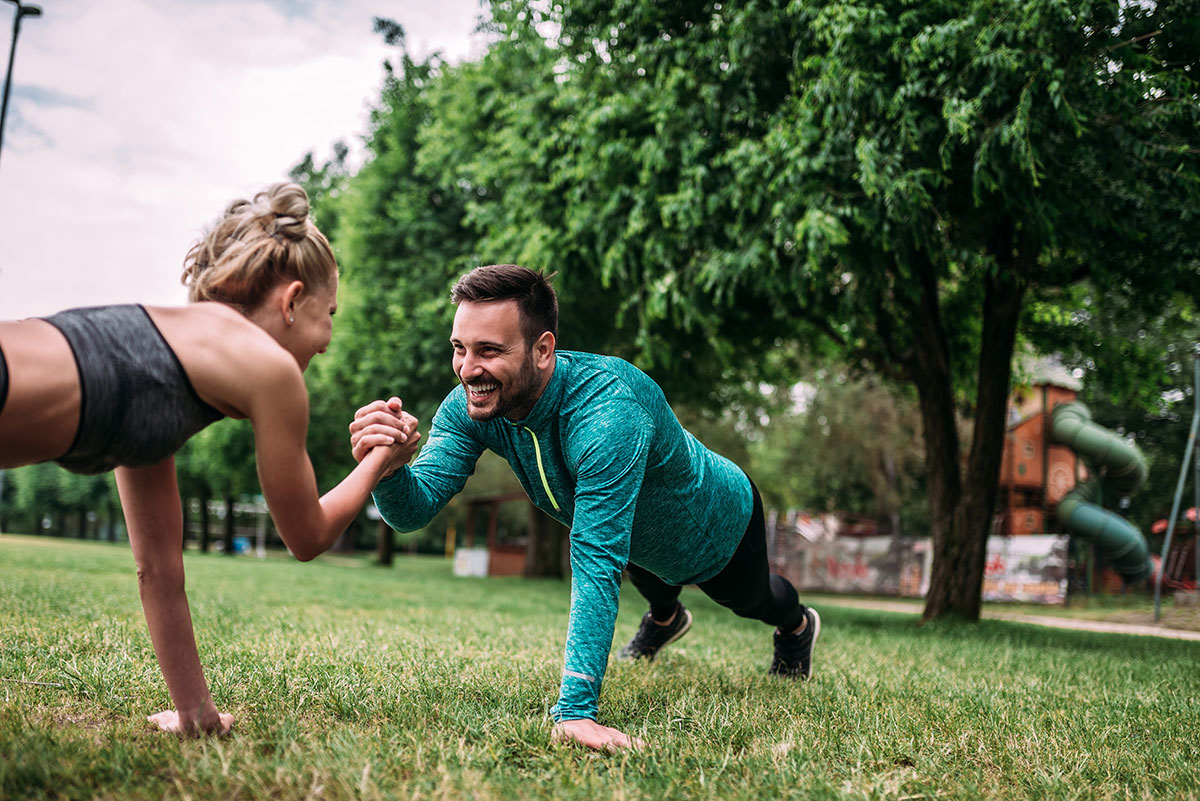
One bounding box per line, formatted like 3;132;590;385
182;182;336;310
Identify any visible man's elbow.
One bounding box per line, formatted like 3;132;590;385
376;507;425;534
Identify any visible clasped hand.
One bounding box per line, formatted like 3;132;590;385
350;397;421;474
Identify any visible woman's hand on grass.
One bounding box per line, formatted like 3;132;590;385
147;707;234;737
552;718;645;752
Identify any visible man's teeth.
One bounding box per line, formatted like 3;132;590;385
469;383;497;397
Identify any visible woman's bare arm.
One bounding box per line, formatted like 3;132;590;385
115;459;233;736
245;356;420;561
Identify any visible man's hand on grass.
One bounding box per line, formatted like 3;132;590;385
552;718;645;751
147;708;234;737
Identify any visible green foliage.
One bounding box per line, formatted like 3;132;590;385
504;0;1198;616
3;537;1199;801
1;464;118;538
415;2;806;399
179;419;257;499
676;373;929;534
499;0;1197;375
751;373;929;535
317;25;476;421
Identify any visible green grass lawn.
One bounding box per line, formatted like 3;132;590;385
2;534;1198;801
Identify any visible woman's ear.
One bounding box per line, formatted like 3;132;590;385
280;280;305;324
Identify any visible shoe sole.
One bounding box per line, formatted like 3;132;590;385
803;607;821;680
658;609;693;653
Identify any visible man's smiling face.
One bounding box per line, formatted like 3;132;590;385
451;299;544;421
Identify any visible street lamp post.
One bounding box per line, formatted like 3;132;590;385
0;0;42;170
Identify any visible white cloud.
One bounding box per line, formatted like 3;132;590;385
0;0;487;318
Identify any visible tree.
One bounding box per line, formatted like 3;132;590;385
182;420;258;555
442;0;1199;619
287;21;487;563
1026;286;1200;538
318;19;476;420
745;373;930;537
417;5;802;404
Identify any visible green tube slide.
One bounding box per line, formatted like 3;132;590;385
1049;402;1153;583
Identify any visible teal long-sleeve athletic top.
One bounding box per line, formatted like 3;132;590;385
372;351;753;721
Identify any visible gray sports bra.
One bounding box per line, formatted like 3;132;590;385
43;305;224;474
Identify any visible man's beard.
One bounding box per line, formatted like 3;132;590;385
464;350;540;421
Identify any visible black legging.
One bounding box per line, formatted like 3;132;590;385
624;478;807;633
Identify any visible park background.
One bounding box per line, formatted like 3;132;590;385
2;1;1199;799
3;0;1199;618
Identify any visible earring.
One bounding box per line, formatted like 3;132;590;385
288;315;294;324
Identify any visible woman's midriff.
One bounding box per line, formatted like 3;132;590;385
0;319;82;467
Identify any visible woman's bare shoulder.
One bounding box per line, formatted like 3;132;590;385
143;303;300;418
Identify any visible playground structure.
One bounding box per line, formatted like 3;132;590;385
1049;403;1153;583
997;376;1081;538
997;362;1155;590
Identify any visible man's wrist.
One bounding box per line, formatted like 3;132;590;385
376;463;405;484
550;703;597;723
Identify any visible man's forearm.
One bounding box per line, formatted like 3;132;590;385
371;467;441;533
552;562;624;722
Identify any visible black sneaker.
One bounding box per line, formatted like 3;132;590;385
769;607;821;679
617;604;694;661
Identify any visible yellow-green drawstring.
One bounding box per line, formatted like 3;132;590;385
522;426;561;511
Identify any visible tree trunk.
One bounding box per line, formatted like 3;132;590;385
922;267;1026;621
377;519;394;566
903;254;964;618
223;495;236;556
198;497;211;552
180;497;191;549
525;505;567;578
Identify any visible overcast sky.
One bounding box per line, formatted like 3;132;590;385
0;0;487;319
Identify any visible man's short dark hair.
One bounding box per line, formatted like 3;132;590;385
451;264;559;347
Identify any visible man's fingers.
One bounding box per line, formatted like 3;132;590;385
552;720;643;752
